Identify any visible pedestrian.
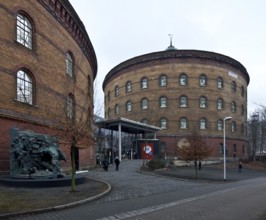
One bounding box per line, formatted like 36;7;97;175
233;152;236;161
198;161;202;171
102;160;109;171
238;161;242;172
114;157;120;171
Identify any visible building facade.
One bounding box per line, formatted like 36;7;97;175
0;0;97;173
103;45;250;159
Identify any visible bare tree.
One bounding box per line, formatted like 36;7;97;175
42;67;96;192
248;105;266;162
177;126;213;179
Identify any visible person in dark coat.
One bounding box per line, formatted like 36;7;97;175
102;160;109;171
114;157;120;171
239;161;243;172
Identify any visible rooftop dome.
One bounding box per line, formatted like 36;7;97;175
165;43;177;51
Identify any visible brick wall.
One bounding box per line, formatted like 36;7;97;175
103;51;249;158
0;1;96;172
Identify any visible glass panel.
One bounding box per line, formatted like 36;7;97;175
66;53;73;77
161;119;167;129
160;75;167;86
67;96;74;119
17;70;33;104
160;97;167;107
17;14;32;49
180;74;187;85
180;96;187;107
180;118;187;129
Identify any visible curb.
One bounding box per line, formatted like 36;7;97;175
137;168;228;184
0;177;111;219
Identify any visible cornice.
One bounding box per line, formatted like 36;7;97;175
37;0;97;79
103;49;250;89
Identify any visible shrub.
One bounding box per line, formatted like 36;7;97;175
147;159;165;170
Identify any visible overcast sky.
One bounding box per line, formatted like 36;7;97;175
69;0;266;117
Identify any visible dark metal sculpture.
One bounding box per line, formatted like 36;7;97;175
10;128;66;179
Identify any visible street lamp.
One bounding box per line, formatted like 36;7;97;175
223;116;232;181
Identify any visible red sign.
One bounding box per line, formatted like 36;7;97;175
141;143;154;160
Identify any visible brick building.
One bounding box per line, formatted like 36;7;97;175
0;0;97;173
103;44;250;159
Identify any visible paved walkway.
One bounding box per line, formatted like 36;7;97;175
86;160;205;203
3;160;266;220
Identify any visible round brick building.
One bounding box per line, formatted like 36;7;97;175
0;0;97;173
103;44;250;159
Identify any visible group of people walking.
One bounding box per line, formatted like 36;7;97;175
102;157;120;171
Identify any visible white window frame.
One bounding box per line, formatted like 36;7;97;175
180;118;187;129
200;118;207;130
17;70;33;105
141;98;148;109
160;75;167;87
141;78;148;89
160;97;167;108
180;96;187;107
16;13;32;49
180;74;187;86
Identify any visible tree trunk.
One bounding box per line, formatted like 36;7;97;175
194;160;198;179
71;145;76;192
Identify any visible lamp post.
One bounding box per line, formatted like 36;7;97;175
223;116;232;181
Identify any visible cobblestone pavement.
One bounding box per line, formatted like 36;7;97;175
99;177;266;220
6;160;266;220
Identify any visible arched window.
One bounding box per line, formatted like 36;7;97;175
141;77;148;89
231;101;236;112
179;96;188;107
17;70;33;105
87;75;91;96
115;86;119;97
217;77;223;89
126;81;132;93
241;86;245;97
199;74;207;87
67;94;74;119
241;124;245;134
141;98;148;109
16;13;33;49
217;98;224;110
231;81;236;93
180;117;188;129
219;143;223;154
217;119;223;131
199;96;207;108
233;144;237;153
232;121;237;132
126;101;132;112
159;74;167;87
160;96;167;108
160;118;167;129
241;105;244;115
115;104;119;115
66;52;74;77
179;73;188;86
107;91;110;102
200;118;207;129
107;108;110;118
241;123;245;134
